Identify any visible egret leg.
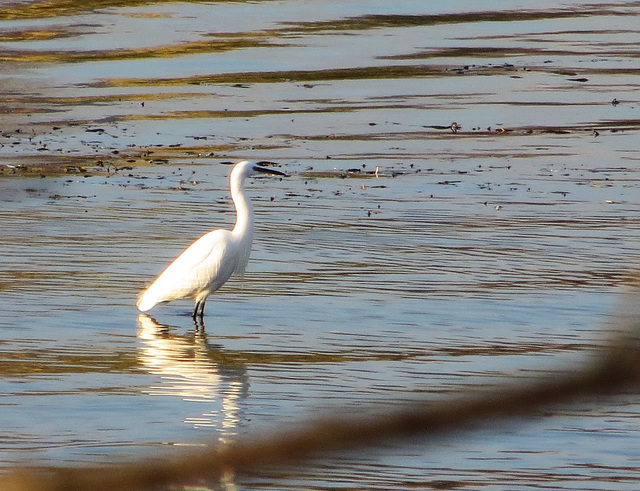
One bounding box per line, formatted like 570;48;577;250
193;298;206;320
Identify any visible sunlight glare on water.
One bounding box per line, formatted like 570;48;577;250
1;0;640;489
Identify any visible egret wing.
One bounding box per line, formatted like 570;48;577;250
137;229;236;310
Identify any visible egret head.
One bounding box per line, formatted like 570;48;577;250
231;160;287;180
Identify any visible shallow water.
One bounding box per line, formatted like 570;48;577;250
1;1;640;489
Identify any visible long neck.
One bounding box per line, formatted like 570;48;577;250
231;174;254;239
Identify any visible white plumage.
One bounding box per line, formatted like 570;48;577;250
137;160;286;319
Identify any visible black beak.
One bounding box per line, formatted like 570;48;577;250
253;161;288;177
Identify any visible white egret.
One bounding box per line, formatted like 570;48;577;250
137;160;286;320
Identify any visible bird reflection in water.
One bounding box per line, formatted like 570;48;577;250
136;314;249;444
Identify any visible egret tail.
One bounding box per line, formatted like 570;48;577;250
136;288;158;312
